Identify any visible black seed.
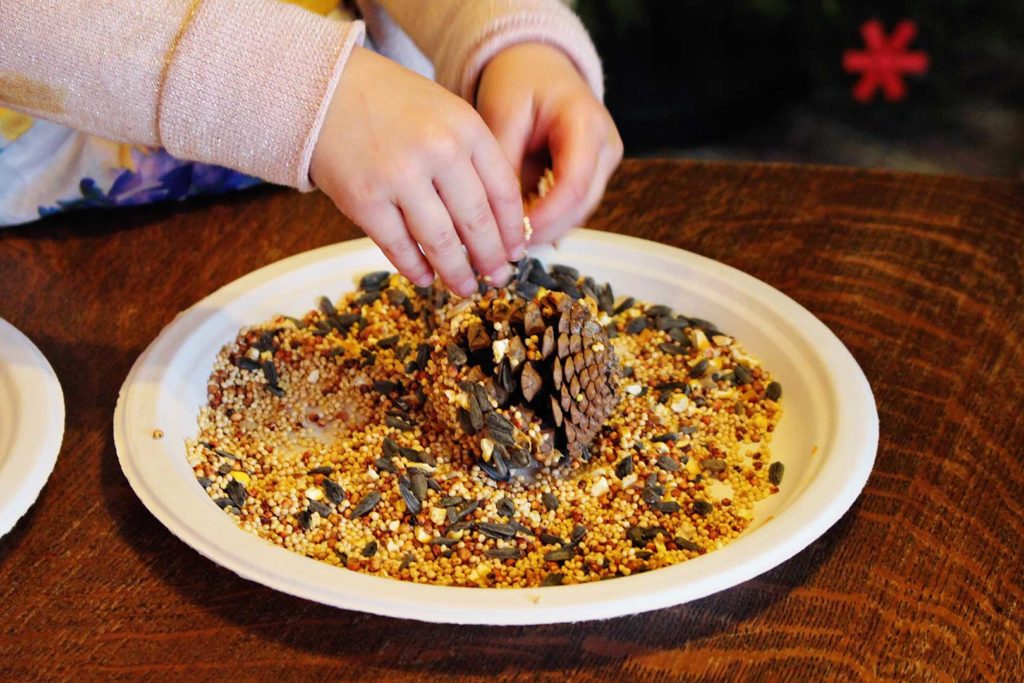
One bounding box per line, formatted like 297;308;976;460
651;433;678;443
399;553;415;570
385;415;415;431
653;381;687;392
508;446;532;468
332;313;363;332
635;550;653;560
645;305;672;318
374;457;398;474
429;537;458;546
668;327;690;343
296;510;312;529
510;521;534;537
543;548;573;563
553;274;582;299
457;499;480;520
197;477;212;489
689;317;721;335
446;507;458;524
415;449;437;467
659;342;689;355
265;382;285;397
284;315;307;330
642;487;661;506
485;547;522;560
359;271;391;291
541;492;560;511
361;540;378;557
236;356;261;371
445;343;468;366
621;365;635;378
478;449;510;482
689;359;709;378
373;380;400;395
655;500;681;514
769;461;785;485
733;365;754;386
308;466;333;475
614;456;634;479
496;497;516;518
656;455;681;472
410;471;428;501
693;500;713;516
477;522;517;539
323;479;345;505
225;479;247;507
440;496;465;508
394;344;412;361
626;317;648;334
355;290;381;307
415;343;431;371
213;497;233;509
376;335;400;349
646;473;662;491
541;572;565;586
540;532;564;545
381;437;400;458
216;463;233;475
550;264;579;279
350;491;381;518
570;525;587;543
399;484;422;515
675;537;701;552
612;297;635;316
626;527;645;547
308;500;332;518
702;458;727;473
766;381;783;401
515;280;539;300
484;411;514;435
657;316;689;331
597;283;615;313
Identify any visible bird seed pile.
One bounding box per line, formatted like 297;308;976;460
187;259;784;588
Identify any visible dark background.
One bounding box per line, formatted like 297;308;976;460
574;0;1024;177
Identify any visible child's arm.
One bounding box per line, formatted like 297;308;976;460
0;0;362;190
359;0;622;244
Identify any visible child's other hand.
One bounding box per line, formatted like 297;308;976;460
476;43;623;246
311;48;525;297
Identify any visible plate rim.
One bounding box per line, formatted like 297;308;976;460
0;318;66;538
113;230;878;624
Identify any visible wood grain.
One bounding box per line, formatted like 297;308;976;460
0;160;1020;682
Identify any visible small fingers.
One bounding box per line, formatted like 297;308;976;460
434;164;513;286
472;138;526;261
400;187;478;297
360;201;435;287
527;112;600;243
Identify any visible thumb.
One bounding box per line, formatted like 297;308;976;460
478;100;534;185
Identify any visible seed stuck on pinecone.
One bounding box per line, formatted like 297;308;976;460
424;261;620;476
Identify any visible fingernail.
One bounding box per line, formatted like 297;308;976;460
509;243;527;260
414;273;435;288
456;277;478;297
487;264;513;288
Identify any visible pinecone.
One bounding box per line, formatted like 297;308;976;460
425;261;620;479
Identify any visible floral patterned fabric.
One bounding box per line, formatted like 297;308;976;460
0;0;349;226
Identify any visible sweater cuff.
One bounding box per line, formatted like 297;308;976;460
159;0;364;191
455;10;604;104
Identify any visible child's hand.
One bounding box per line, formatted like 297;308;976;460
476;43;623;246
311;48;525;297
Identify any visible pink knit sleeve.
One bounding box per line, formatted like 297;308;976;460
0;0;364;190
358;0;603;102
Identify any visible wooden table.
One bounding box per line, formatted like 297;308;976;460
1;160;1021;681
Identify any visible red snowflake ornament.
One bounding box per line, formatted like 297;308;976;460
843;19;929;103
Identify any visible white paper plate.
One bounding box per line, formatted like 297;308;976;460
114;230;877;624
0;318;65;538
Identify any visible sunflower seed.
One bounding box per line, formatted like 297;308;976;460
445;343;468;366
350;491;381;518
361;540;378;557
612;297;635;316
693;500;713;516
429;537;458;546
296;510;312;529
689;359;709;378
496;497;516;518
540;532;564;545
543;548;573;563
615;456;634;478
376;335;400;349
225;479;247;507
675;537;701;552
308;466;333;475
485;547;522;560
550;264;579;279
456;499;480;520
385;415;415;431
440;496;464;508
359;271;391;291
702;458;727;473
769;461;785;485
659;342;689;355
373;380;400;396
570;525;587;543
410;471;428;501
322;479;345;505
308;500;332;517
541;492;560;511
656;455;681;472
733;365;754;386
626;317;648;334
399;484;422;515
655;500;681;514
541;572;565;586
766;381;783;401
236;356;260;371
399;553;415;570
651;433;678;443
477;522;517;539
